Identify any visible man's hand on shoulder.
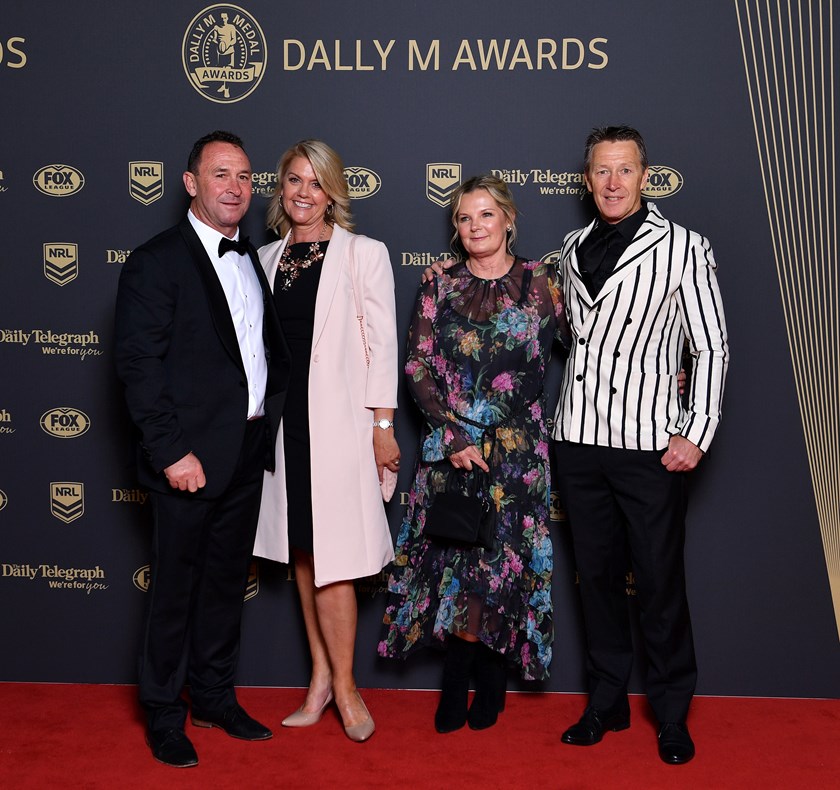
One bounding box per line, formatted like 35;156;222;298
661;435;703;473
164;452;206;492
422;258;456;284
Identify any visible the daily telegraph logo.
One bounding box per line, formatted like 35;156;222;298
129;161;164;205
344;167;381;200
2;563;108;593
133;561;259;600
426;163;461;207
182;5;267;103
43;243;78;286
642;165;683;199
251;170;277;197
50;482;84;523
493;168;586;198
105;249;131;264
0;329;102;360
112;488;149;505
40;407;91;438
33;164;85;197
400;251;454;267
0;408;15;435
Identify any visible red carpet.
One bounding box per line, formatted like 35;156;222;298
0;684;837;789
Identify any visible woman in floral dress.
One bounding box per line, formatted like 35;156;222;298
379;174;569;732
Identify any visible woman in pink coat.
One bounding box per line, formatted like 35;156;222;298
253;140;400;742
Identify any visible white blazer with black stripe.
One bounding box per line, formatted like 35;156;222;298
552;203;729;453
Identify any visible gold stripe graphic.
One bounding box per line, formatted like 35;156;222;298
735;0;839;640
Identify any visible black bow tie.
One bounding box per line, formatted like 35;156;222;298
218;236;250;257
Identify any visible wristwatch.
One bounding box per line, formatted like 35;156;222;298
373;418;394;430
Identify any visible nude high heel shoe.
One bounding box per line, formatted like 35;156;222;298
343;693;375;743
281;690;334;727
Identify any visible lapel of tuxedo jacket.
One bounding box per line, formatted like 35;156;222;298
311;224;348;352
565;220;597;311
178;218;244;373
591;203;669;304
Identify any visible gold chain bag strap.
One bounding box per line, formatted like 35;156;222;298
348;235;370;366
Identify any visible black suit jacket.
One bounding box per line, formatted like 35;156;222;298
115;217;289;499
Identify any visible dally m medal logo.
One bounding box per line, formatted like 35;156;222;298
182;5;267;103
129;161;164;205
642;165;684;199
50;482;84;523
43;243;78;286
426;163;461;207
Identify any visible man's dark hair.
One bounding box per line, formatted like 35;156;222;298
583;125;648;172
187;130;245;174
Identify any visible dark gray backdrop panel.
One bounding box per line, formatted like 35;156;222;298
1;1;837;698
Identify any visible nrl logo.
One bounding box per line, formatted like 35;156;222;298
129;161;164;205
426;163;461;207
50;482;84;524
182;5;267;103
244;561;259;601
43;243;78;286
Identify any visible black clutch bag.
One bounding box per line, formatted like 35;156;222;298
424;465;495;550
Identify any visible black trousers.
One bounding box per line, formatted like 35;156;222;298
554;441;696;724
138;419;266;732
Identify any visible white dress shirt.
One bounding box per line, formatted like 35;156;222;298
188;210;267;419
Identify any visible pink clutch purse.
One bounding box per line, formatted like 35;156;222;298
380;468;397;502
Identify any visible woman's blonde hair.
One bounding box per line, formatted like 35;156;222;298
266;139;354;236
449;174;518;260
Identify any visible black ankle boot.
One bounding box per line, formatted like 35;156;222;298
468;644;507;730
434;637;478;733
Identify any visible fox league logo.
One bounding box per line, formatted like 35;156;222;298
182;5;267;103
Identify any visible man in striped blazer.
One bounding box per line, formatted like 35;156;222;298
553;126;728;765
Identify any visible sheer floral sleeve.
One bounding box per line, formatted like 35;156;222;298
404;277;473;460
546;262;571;351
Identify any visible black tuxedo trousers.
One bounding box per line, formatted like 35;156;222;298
138;418;267;731
554;441;696;724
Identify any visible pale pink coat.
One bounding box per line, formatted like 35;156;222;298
253;225;397;586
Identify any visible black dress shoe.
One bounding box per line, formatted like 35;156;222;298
561;703;631;746
191;703;273;740
658;722;695;764
146;727;198;768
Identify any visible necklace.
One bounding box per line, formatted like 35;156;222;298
276;222;328;290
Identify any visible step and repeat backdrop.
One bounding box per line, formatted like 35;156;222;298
1;1;838;699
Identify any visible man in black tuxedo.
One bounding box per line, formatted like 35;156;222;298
115;130;289;767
